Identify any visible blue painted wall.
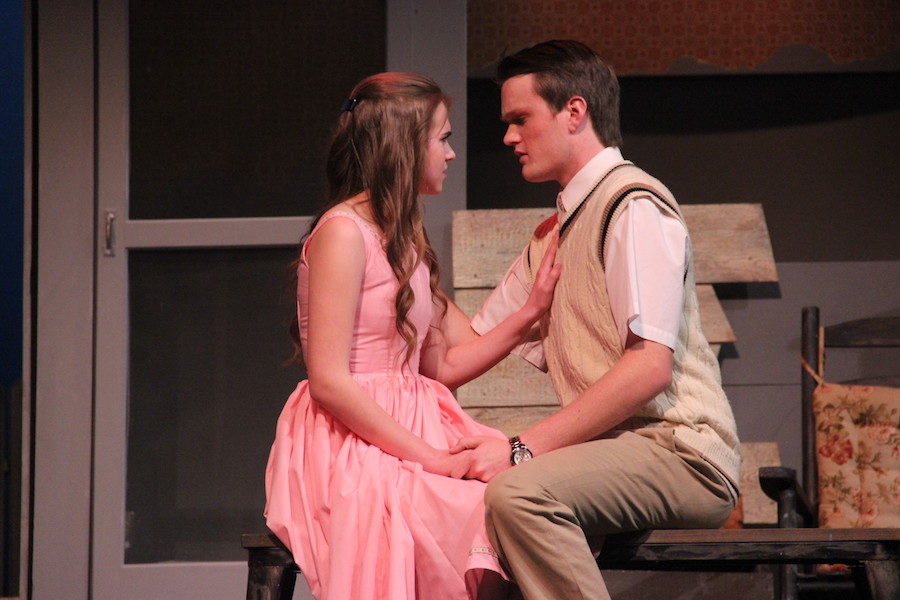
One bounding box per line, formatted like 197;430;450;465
1;2;23;388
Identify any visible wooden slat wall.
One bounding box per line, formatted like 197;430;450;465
453;204;778;289
686;204;778;284
740;442;781;526
696;284;736;343
455;288;550;408
454;285;735;410
453;208;553;289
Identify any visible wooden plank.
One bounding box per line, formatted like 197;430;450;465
453;287;493;319
243;527;900;553
683;204;778;284
843;376;900;387
696;285;735;343
453;208;552;289
612;528;900;544
599;540;897;567
463;406;559;437
242;529;899;580
243;532;291;550
455;287;553;407
453;204;778;288
456;355;554;407
454;285;733;405
738;442;780;527
598;528;900;567
825;316;900;347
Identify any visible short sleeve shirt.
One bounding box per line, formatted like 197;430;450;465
471;147;687;365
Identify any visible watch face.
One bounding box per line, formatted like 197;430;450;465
512;448;533;465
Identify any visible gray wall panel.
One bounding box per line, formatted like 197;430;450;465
388;0;467;295
725;384;801;475
720;261;900;386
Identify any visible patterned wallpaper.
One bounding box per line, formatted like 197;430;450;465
468;0;899;74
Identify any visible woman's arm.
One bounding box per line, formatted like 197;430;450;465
305;217;471;477
420;231;561;390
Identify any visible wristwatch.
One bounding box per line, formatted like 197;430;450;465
509;436;533;465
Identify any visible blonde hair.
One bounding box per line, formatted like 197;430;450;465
290;72;449;366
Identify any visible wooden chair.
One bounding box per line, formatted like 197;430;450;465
759;306;900;600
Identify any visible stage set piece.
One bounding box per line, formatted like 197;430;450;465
243;209;900;600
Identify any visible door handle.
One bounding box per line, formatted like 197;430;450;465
103;210;116;257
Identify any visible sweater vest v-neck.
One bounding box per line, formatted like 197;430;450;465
525;162;741;488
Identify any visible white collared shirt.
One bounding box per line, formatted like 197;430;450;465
472;147;687;368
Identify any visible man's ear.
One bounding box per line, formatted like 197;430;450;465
566;96;589;133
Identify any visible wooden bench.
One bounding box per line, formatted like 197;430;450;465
242;528;900;600
240;440;785;600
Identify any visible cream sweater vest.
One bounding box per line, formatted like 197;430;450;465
525;162;741;487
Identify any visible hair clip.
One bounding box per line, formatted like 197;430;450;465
341;97;358;112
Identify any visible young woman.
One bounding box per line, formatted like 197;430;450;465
264;72;560;600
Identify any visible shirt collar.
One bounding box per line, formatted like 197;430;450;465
556;147;625;216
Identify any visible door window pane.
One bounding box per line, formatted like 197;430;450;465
126;247;303;563
129;0;385;219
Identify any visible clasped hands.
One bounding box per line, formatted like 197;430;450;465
425;436;512;482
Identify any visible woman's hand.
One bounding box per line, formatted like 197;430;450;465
450;436;511;482
417;227;560;391
421;447;475;479
522;229;562;319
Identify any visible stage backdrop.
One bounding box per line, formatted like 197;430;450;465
468;0;899;75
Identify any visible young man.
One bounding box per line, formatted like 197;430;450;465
452;40;741;600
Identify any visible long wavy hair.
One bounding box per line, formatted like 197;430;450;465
288;72;450;366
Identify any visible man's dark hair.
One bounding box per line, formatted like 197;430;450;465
497;40;622;148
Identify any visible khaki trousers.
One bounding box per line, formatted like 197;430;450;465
484;428;736;600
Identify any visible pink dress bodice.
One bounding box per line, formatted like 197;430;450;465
297;211;432;375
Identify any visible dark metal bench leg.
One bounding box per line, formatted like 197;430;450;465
246;545;297;600
774;564;798;600
862;560;900;600
772;485;801;600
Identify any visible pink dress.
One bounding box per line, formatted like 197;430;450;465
265;212;507;600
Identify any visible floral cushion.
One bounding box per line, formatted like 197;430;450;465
813;382;900;528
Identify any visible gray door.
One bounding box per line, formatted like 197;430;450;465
92;1;385;597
